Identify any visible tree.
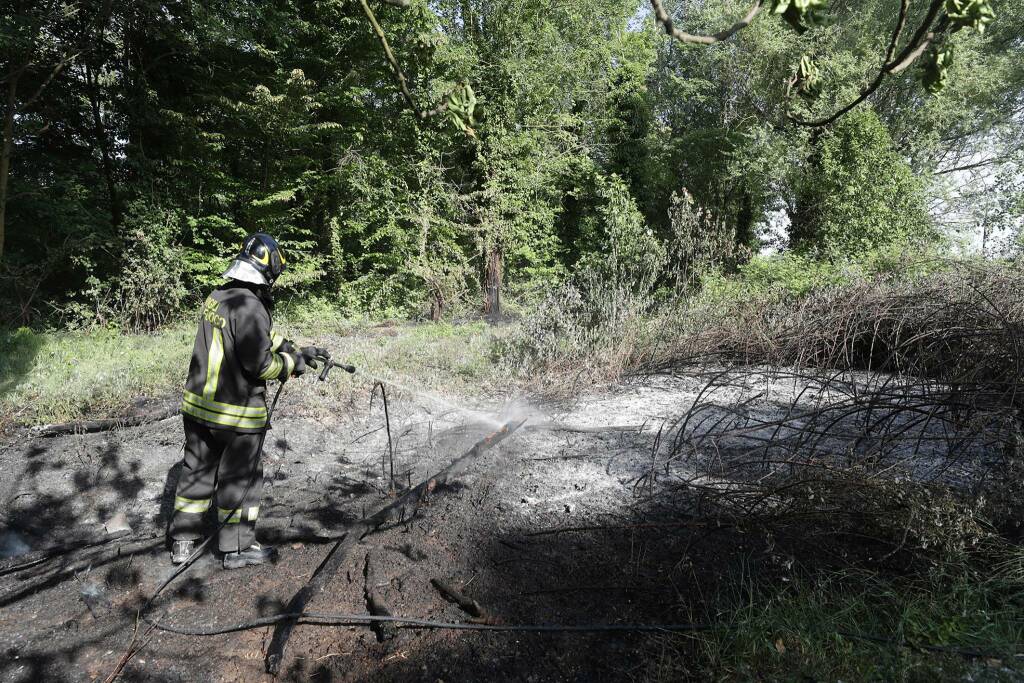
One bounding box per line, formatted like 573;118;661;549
788;107;933;256
1;0;1020;327
648;0;999;126
0;1;113;262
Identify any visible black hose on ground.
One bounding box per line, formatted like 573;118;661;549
135;612;1016;661
142;610;716;636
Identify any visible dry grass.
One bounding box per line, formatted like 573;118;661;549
488;258;1024;681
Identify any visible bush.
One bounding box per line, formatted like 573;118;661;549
790;107;935;257
495;262;658;389
576;174;666;293
61;202;190;332
664;188;742;289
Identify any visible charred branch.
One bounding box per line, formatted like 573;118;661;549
265;419;527;675
430;577;486;618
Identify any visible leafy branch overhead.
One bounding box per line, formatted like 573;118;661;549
649;0;998;126
771;0;827;34
358;0;476;136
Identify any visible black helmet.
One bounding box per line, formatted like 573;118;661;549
225;233;287;286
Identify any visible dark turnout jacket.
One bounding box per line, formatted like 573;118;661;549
181;282;294;433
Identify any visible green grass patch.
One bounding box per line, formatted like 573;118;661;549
0;320;505;428
649;550;1024;681
266;320;505;419
0;325;194;427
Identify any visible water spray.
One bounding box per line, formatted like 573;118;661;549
312;352;522;434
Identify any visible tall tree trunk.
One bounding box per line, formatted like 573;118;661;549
460;0;476;39
430;290;443;322
0;77;16;263
86;64;121;228
483;246;502;318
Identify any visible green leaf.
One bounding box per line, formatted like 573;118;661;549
921;46;955;94
251;189;297;207
945;0;995;34
771;0;828;33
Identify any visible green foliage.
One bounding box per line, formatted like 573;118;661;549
771;0;829;34
2;0;1020;330
922;45;956;94
790;108;935;257
650;552;1024;681
578;174;666;292
919;1;995;95
444;81;477;136
946;0;996;33
102;204;190;332
717;252;847;298
49;202;190;332
702;246;955;300
664;189;740;289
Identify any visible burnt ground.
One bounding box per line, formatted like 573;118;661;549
0;370;1003;682
0;375;733;682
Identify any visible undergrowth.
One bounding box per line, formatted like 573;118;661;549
647;546;1024;681
0;320;503;428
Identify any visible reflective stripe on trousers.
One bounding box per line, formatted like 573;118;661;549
217;506;260;524
174;495;212;514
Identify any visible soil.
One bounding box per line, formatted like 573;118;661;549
0;370;989;682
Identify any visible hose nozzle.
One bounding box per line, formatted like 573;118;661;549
318;359;356;381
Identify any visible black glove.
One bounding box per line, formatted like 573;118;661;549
291;352;307;377
278;351;305;381
299;346;330;368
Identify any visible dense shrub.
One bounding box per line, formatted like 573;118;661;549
59;203;190;332
789;108;936;257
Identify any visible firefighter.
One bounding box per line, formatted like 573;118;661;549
168;233;328;569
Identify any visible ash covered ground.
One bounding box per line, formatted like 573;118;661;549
0;370;997;682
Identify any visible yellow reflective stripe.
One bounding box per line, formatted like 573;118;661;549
259;353;283;381
182;391;267;419
181;402;267;429
174;496;211;514
270;332;285;352
217;506;258;523
204;327;225;401
282;353;295;377
218;507;242;523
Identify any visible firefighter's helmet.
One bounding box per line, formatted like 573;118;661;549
222;233;287;286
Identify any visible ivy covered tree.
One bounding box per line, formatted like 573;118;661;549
788;107;934;256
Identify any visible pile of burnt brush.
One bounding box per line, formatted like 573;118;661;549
641;261;1024;568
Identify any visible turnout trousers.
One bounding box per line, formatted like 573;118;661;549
169;417;264;553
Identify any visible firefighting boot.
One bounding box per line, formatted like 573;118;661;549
170;540;197;565
223;542;277;570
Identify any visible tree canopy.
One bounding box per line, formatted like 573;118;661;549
1;0;1020;327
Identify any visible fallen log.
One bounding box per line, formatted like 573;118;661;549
31;404;180;438
0;528;132;576
265;418;526;675
430;578;485;619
